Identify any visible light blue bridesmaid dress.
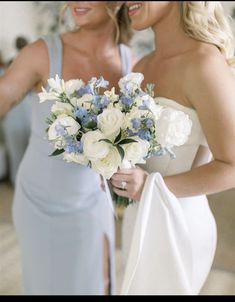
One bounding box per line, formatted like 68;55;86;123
12;34;132;295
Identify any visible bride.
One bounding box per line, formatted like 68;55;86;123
111;1;235;295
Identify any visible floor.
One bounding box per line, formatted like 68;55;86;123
0;181;235;295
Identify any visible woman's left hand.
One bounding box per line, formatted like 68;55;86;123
111;167;149;201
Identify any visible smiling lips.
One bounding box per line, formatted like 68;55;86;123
128;3;142;16
74;7;91;16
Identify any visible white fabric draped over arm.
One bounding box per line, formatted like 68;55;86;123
121;173;194;295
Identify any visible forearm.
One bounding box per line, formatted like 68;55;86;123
0;93;19;118
164;159;235;198
0;78;26;118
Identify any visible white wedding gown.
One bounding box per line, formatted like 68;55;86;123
121;97;217;295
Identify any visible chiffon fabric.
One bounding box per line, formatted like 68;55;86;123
12;34;132;295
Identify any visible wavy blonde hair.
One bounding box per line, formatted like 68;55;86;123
180;1;235;67
60;2;132;45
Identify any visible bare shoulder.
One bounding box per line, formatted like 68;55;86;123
16;38;48;62
185;45;234;84
133;52;153;73
9;38;49;78
184;45;235;107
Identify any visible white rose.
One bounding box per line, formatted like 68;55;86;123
97;108;124;140
92;147;121;179
65;79;84;96
149;101;163;119
82;130;110;161
48;114;80;140
156;108;192;148
123;137;150;165
63;152;89;166
51;102;74;116
118;72;144;95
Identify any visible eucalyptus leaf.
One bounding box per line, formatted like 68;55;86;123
99;139;113;145
114;129;122;144
116;145;125;161
49;149;65;157
119;138;137;145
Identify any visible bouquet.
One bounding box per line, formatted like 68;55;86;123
39;73;192;207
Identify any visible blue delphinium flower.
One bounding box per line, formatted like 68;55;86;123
75;107;88;120
145;118;154;129
127;129;135;137
65;141;84;153
151;148;166;157
138;129;151;141
131;118;141;130
95;77;109;89
82;113;97;127
120;96;133;107
55;123;67;136
88;77;109;93
77;85;94;97
92;95;110;110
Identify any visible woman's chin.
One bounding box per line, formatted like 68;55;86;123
131;22;149;31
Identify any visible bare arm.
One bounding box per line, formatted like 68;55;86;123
0;39;48;118
164;53;235;197
111;51;235;201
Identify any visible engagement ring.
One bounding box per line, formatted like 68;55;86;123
121;181;127;190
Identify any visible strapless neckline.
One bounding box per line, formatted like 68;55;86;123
155;96;197;116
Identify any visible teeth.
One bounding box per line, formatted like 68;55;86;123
75;8;89;12
129;3;142;11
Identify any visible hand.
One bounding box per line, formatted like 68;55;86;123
111;167;149;201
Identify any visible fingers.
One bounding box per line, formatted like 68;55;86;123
111;173;132;182
113;187;129;198
111;179;124;189
116;168;136;175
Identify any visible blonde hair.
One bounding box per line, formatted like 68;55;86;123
106;2;133;45
60;2;132;45
180;1;235;67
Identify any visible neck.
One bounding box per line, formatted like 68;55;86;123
152;3;193;59
73;21;117;56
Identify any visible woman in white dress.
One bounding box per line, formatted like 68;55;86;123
111;1;235;295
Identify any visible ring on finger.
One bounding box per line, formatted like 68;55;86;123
121;181;127;190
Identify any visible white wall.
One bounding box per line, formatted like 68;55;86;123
0;1;37;61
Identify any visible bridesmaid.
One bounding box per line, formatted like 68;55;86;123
112;1;235;295
0;1;134;295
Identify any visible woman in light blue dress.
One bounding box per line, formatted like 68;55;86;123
0;2;133;295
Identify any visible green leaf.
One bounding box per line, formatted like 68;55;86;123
119;139;137;145
83;121;97;129
116;145;125;161
49;149;65;157
114;129;122;144
99;139;113;145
